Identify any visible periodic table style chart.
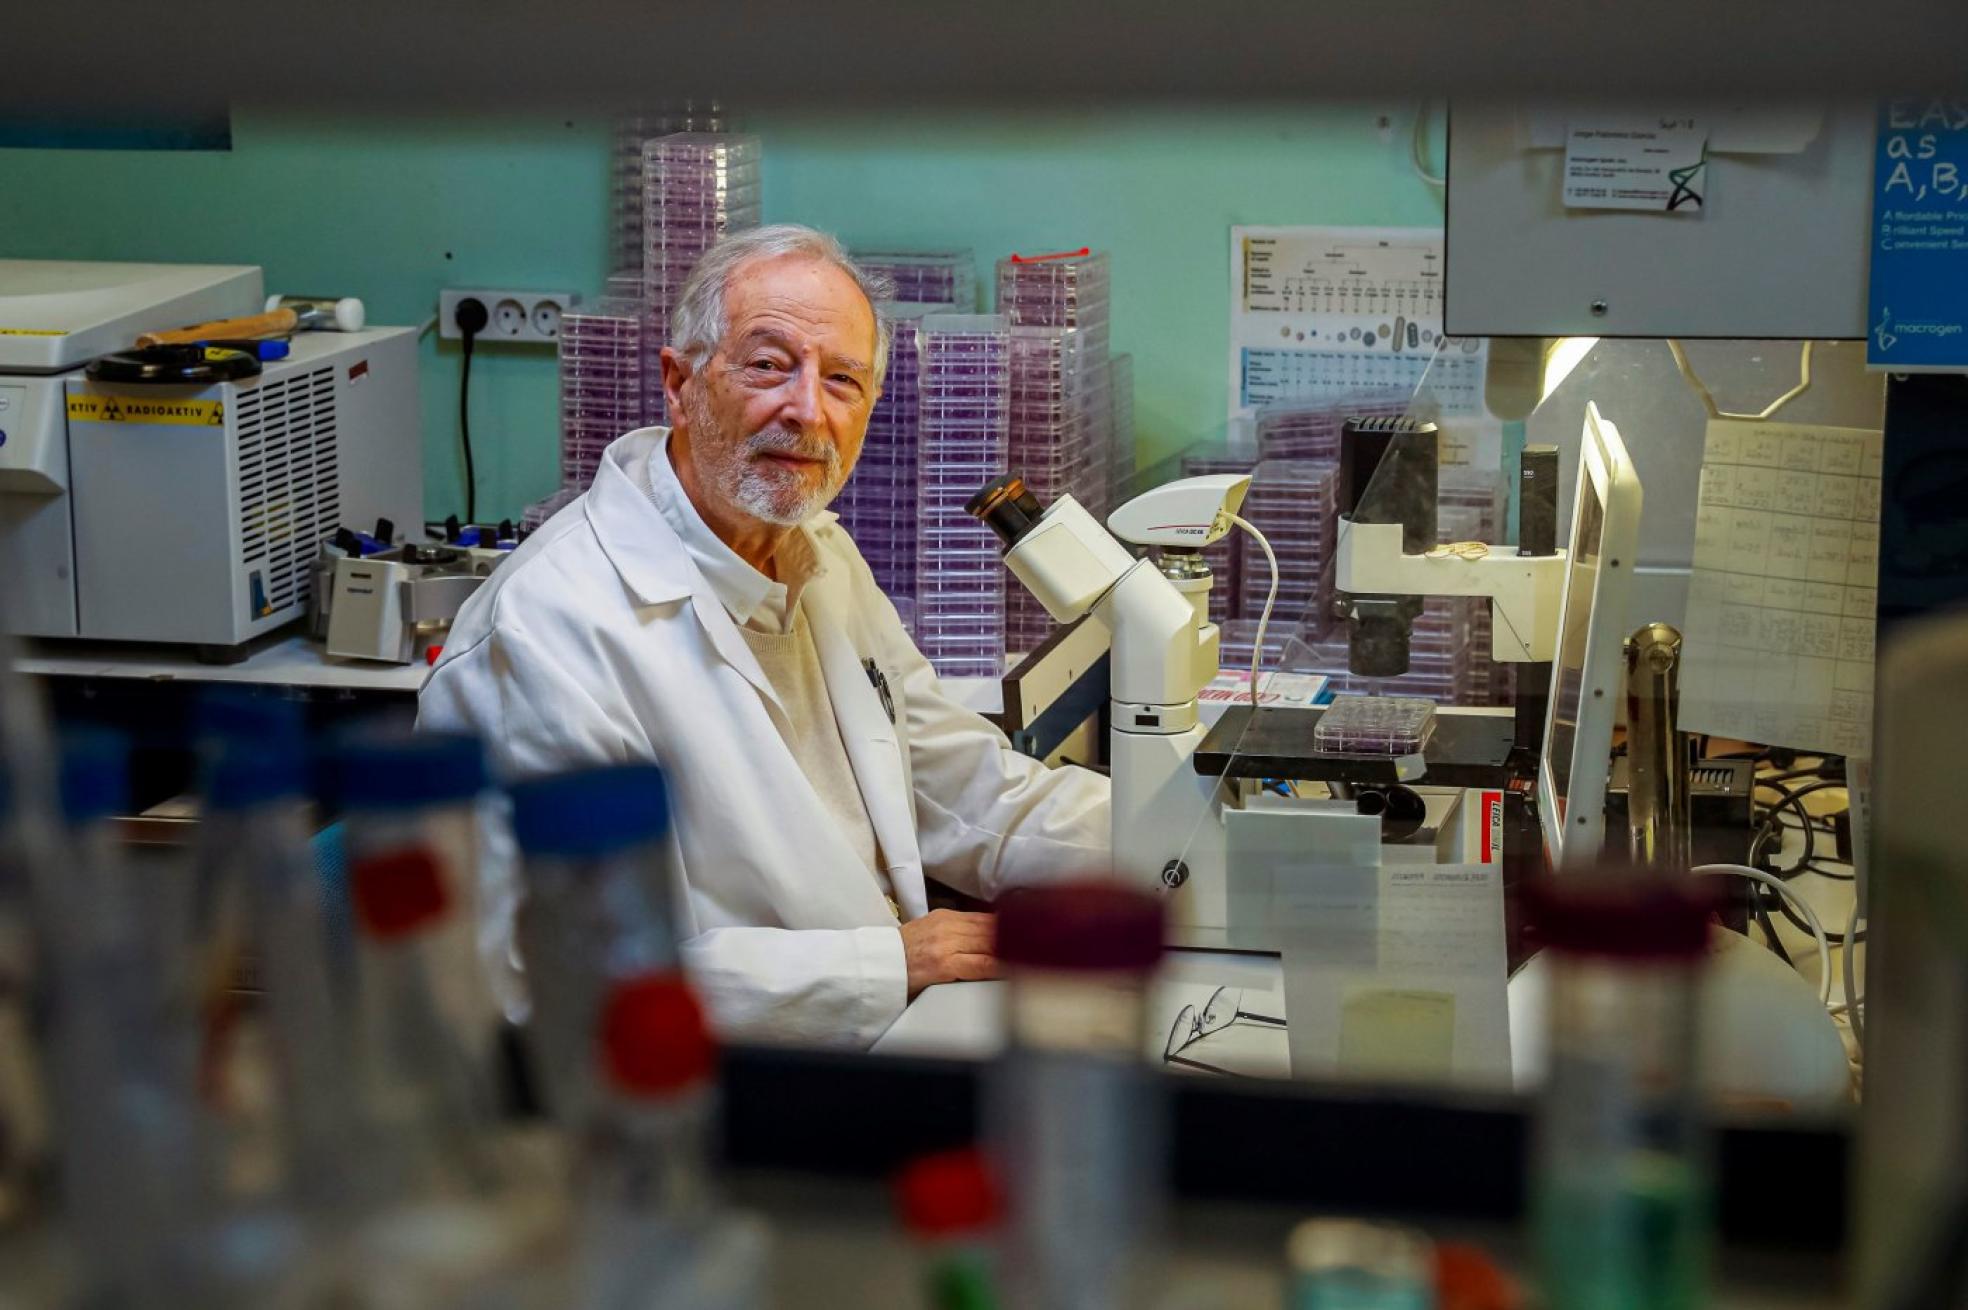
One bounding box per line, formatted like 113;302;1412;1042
1679;419;1883;757
1227;226;1497;464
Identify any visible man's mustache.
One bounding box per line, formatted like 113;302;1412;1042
747;428;840;471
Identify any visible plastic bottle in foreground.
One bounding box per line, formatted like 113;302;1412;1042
0;646;57;1228
326;727;505;1198
897;1147;1004;1310
44;730;205;1308
322;728;566;1307
510;760;764;1309
990;880;1167;1310
194;695;358;1208
1287;1218;1435;1310
1526;873;1716;1310
116;695;364;1308
509;762;680;1127
575;970;768;1310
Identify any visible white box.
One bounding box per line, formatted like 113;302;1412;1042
1197;669;1330;727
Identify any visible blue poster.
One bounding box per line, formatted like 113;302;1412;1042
1868;100;1968;371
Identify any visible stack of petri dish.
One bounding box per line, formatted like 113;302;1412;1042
610;104;733;277
555;298;645;492
1003;325;1100;653
1110;352;1135;510
1237;461;1340;634
520;484;584;535
853;251;976;311
832;308;932;622
1254;393;1407;464
641;133;763;418
913;314;1012;678
998;249;1115;522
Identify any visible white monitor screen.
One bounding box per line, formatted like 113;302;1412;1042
1547;488;1604;829
1538;402;1640;870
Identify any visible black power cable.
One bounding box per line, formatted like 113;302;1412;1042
1742;824;1797;966
454;297;489;525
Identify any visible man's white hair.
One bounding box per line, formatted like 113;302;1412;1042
670;224;895;390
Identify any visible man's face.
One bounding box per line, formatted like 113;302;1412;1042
667;254;881;528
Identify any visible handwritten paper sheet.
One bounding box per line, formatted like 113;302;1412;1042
1679;420;1883;756
1278;861;1512;1090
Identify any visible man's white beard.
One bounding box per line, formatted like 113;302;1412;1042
686;389;846;527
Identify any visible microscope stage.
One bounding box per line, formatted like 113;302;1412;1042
1193;704;1520;789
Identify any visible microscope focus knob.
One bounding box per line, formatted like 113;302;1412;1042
1161;860;1189;890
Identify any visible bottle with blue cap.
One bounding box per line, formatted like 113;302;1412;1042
43;729;208;1307
0;641;60;1227
509;761;680;1126
314;726;572;1307
320;725;505;1199
0;638;58;1228
190;692;357;1211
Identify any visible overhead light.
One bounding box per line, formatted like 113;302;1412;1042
1541;337;1599;402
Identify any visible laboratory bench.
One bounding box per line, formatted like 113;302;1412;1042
11;629;1006;814
718;1043;1849;1289
15;629;426;813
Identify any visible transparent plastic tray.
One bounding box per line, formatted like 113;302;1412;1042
1311;695;1441;755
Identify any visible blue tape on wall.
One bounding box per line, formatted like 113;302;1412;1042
0;111;232;151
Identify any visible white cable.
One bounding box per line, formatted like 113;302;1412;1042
1228;514;1278;707
1411;101;1446;189
1695;864;1833;1005
1841;897;1865;1049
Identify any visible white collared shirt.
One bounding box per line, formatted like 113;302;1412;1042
642;435;817;635
641;432;891;904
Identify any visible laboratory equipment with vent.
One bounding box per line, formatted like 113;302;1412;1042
0;260;424;660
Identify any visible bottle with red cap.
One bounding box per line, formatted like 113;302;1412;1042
574;969;766;1310
1525;871;1718;1310
509;761;767;1310
509;762;680;1127
324;728;507;1200
896;1148;1003;1310
989;880;1168;1310
318;728;568;1307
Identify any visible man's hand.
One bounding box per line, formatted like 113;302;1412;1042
900;909;998;999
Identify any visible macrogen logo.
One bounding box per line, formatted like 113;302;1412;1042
1876;304;1964;352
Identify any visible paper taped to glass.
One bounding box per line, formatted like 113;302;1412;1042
1678;419;1882;756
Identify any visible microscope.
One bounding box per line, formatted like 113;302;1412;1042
970;418;1570;930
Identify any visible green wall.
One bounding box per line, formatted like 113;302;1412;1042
1;104;1442;522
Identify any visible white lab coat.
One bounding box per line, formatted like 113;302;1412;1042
419;429;1110;1048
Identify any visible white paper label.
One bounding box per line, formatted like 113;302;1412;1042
1562;117;1708;213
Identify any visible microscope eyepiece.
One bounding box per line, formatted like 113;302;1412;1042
967;474;1047;550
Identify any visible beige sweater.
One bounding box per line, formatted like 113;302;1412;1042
737;608;896;917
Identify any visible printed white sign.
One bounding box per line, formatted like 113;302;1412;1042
1562;117;1709;213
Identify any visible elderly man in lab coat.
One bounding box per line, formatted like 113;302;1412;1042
421;224;1111;1048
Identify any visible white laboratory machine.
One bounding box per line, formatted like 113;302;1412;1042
969;405;1643;929
324;540;511;664
0;260;425;659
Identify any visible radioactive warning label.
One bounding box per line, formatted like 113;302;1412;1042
66;395;224;426
0;328;67;337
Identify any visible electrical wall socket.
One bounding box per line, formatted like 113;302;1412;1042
439;288;578;344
